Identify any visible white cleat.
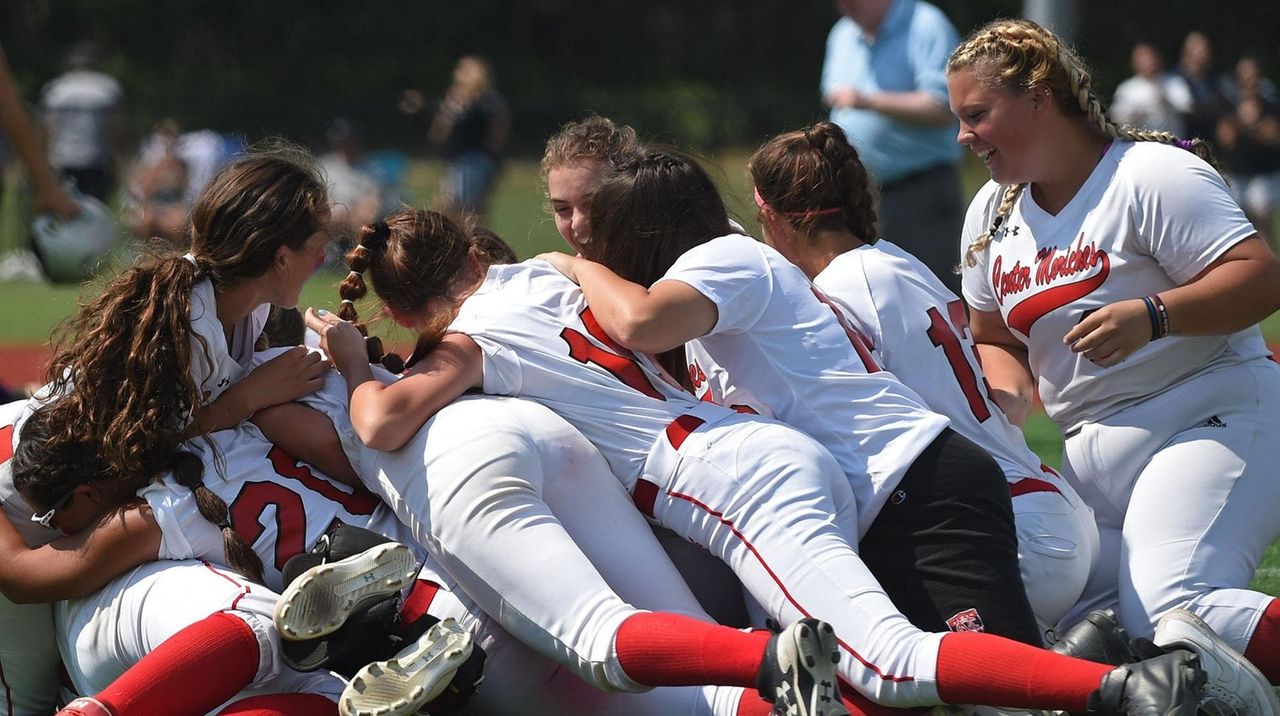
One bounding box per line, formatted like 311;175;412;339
762;619;849;716
340;617;474;716
273;541;419;641
1153;608;1280;716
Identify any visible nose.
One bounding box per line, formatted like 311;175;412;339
571;210;590;240
956;124;973;146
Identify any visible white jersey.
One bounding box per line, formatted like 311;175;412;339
189;277;271;406
448;260;731;491
139;419;428;593
0;399;57;549
961;140;1270;430
664;234;948;527
815;241;1050;484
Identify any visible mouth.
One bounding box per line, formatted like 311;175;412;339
977;148;995;165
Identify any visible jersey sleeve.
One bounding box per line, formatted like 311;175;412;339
1129;146;1257;284
657;235;773;336
139;477;215;562
959;181;1003;312
448;302;524;396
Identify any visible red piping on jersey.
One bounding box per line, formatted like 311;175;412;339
1009;477;1061;498
665;414;706;450
662;486;916;684
1006;252;1110;335
201;560;252;610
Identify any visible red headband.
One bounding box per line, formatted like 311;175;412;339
753;187;842;218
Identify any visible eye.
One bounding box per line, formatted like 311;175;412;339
967;110;986;122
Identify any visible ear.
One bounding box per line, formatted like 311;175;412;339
1029;83;1053;111
78;483;109;506
274;244;291;271
385;306;418;330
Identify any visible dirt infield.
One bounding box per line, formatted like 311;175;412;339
0;345;53;390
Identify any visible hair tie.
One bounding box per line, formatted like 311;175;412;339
182;252;199;268
1174;139;1195;152
340;299;355;307
754;186;842;218
347;270;362;280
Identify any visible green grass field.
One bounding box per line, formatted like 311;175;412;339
3;154;1279;594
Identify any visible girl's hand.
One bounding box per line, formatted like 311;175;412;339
242;345;330;407
536;251;581;284
1062;298;1153;368
304;308;369;372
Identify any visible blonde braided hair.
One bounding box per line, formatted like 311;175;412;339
948;19;1221;268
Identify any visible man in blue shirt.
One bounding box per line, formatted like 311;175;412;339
822;0;964;294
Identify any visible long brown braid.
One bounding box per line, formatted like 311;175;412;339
947;19;1222;268
339;210;475;372
748;121;878;244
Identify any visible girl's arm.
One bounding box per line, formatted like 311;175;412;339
192;346;331;435
537;252;717;354
251;402;360;487
970;308;1036;428
1064;236;1280;367
0;503;161;603
304;309;483;451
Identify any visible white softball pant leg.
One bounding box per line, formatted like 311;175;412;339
0;592;60;715
368;401;712;695
1060;360;1280;648
55;559;343;707
641;411;947;707
1011;475;1099;638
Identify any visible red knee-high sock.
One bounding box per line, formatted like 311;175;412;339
217;693;339;715
94;612;260;715
1245;597;1280;683
615;613;771;687
936;632;1110;711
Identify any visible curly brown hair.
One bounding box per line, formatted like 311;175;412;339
39;145;327;514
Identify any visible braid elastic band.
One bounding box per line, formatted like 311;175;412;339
1174;139;1195;152
347;270;362;280
752;186;842;218
340;299;355;307
217;513;232;531
1150;293;1170;338
182;252;199;268
350;244;370;257
1141;296;1161;342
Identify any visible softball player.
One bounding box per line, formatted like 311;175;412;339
34;148;331;513
948;17;1280;713
308;207;1204;714
542;149;1046;646
743;121;1098;641
0;399;65;716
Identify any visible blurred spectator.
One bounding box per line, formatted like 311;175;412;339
125;119;242;246
1172;31;1231;142
319;118;382;236
820;0;963;296
404;56;509;223
124;119;188;245
1110;42;1191;135
40;40;124;202
1216;56;1280;247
